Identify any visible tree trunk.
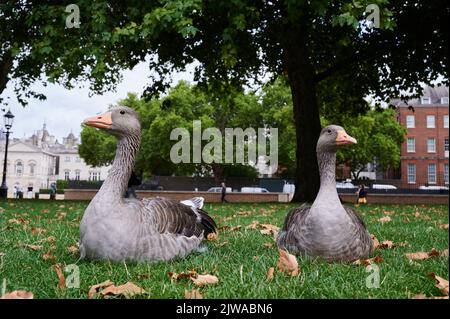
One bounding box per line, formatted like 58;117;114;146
283;33;322;203
0;51;12;96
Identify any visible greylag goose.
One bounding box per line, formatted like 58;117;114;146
79;106;217;262
277;125;373;262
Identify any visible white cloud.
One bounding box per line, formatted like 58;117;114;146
1;60;196;141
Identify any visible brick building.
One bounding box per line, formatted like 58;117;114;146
393;86;449;188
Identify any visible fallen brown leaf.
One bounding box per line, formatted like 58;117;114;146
277;250;300;276
266;267;275;282
168;270;198;280
379;240;394;249
441;249;449;257
439;224;449;230
383;211;394;216
42;251;56;261
101;282;146;298
23;244;43;251
429;273;449;296
428;248;440;258
67;245;79;254
0;290;34;299
378;216;391;223
185;289;203;299
191;274;219;286
207;232;218;241
216;241;229;247
405;252;430;260
263;243;273;249
352;255;383;266
53;264;65;289
246;220;260;229
88;280;114;298
31;227;46;235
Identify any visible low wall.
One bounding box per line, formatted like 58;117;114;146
64;189;290;203
64;189;448;204
339;193;449;205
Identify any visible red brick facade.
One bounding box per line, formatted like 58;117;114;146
397;99;449;188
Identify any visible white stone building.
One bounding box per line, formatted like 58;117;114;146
0;123;110;197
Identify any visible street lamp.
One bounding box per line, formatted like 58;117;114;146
0;109;15;198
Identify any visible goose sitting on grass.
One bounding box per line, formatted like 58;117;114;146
79;106;217;262
277;125;373;262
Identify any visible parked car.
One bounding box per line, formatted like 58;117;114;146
336;181;357;189
372;184;397;190
207;187;232;193
419;185;449;191
241;187;270;193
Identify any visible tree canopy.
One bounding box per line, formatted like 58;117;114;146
1;0;448;201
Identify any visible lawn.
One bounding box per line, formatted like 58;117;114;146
0;199;448;299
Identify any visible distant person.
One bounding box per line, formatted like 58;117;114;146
27;184;33;199
221;182;228;203
125;171;141;199
49;183;57;200
356;185;368;205
14;182;23;199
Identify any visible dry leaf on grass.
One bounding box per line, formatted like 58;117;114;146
266;267;275;282
42;251;56;261
185;289;203;299
23;244;43;251
67;245;79;254
441;249;449;257
405;248;443;261
0;290;34;299
428;273;449;296
101;282;146;298
53;264;65;289
383;211;394;216
277;250;300;276
379;240;394;249
263;243;273;249
352;255;383;266
88;280;114;298
378;216;391;223
207;232;218;241
412;294;449;299
168;270;198;280
31;227;46;235
216;241;229;247
219;225;242;231
191;274;219;287
439;224;449;230
246;220;260;229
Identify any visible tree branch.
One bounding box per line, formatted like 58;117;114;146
0;50;13;96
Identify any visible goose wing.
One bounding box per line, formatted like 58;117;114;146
142;197;217;238
277;204;311;251
343;205;373;255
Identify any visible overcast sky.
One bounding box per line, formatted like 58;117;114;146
1;61;195;141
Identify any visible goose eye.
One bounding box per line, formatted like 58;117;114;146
120;110;125;115
327;129;332;134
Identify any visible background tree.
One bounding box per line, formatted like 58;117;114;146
1;1;448;201
334;108;406;179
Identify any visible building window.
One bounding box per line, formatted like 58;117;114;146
426;115;435;128
428;164;436;184
407;163;416;184
445;164;449;184
64;170;70;180
89;171;100;181
421;97;431;104
407;138;415;153
15;161;23;176
75;170;80;181
444;115;449;128
75;156;81;163
406;115;415;128
29;162;36;176
441;97;449;104
65;156;71;162
427;138;436;153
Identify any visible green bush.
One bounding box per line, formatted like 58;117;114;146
38;189;64;194
56;179;69;191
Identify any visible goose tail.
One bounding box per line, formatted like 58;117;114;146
197;208;217;236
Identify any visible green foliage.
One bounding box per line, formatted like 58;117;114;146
334;108;406;178
56;180;69;191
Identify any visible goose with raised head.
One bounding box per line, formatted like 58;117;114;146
277;125;372;262
79;106;217;262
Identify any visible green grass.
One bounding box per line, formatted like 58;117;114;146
0;200;448;299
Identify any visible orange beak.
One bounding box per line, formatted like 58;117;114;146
83;112;112;129
336;130;357;145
